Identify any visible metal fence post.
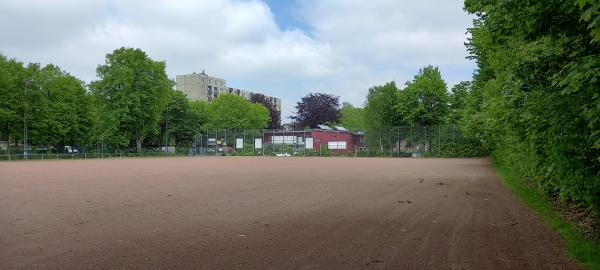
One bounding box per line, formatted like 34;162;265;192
438;125;441;156
424;126;428;153
453;125;456;145
303;130;307;156
397;126;400;157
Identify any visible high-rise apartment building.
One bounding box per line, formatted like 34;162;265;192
175;71;281;113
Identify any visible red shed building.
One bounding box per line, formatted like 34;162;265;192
263;125;364;154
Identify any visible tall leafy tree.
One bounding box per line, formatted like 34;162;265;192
250;93;281;129
34;64;93;146
0;56;92;149
447;81;470;124
0;55;25;146
147;95;208;147
188;100;209;133
91;48;171;152
397;66;449;126
159;90;192;146
292;93;341;128
363;82;401;128
339;102;365;131
205;94;269;130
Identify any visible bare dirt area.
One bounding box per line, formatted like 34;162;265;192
0;157;581;269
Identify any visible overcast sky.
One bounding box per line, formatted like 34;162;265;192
0;0;475;122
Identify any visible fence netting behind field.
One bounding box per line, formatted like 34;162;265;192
0;125;489;160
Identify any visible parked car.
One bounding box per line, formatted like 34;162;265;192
64;146;78;154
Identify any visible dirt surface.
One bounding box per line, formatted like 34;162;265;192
0;157;581;269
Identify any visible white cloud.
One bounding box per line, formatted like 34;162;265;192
0;0;475;122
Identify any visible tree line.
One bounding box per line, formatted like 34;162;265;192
0;48;277;153
292;65;467;132
460;0;600;212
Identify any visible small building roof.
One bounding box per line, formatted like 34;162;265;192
317;125;333;130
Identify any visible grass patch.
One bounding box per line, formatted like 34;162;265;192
494;160;600;270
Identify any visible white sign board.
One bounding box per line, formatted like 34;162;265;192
328;141;347;150
272;136;297;145
305;138;314;149
236;138;243;149
254;138;262;149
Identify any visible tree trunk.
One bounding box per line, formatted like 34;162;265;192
136;137;142;154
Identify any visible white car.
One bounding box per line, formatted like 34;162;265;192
64;146;78;154
275;152;291;157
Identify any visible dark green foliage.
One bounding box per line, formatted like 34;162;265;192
0;55;25;144
91;47;171;152
250;93;281;129
339;102;365;131
319;145;332;157
448;81;471;124
463;0;600;212
398;66;449;125
437;140;489;157
205;94;270;130
0;55;93;148
152;90;207;147
361;125;489;158
364;82;402;129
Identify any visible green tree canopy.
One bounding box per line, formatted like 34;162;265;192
32;64;93;146
0;55;92;149
159;90;192;146
0;54;25;144
205;94;269;130
363;81;401;128
397;66;449;126
448;81;471;124
90;47;171;152
250;93;281;129
188;100;209;133
339;102;365;132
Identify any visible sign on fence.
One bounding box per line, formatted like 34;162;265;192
236;138;243;149
254;138;262;149
272;136;297;145
328;141;347;150
305;138;314;149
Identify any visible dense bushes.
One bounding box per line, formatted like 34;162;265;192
463;0;600;212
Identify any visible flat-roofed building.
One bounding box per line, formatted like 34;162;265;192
175;71;281;112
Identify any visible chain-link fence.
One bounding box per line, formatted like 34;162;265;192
0;125;489;160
